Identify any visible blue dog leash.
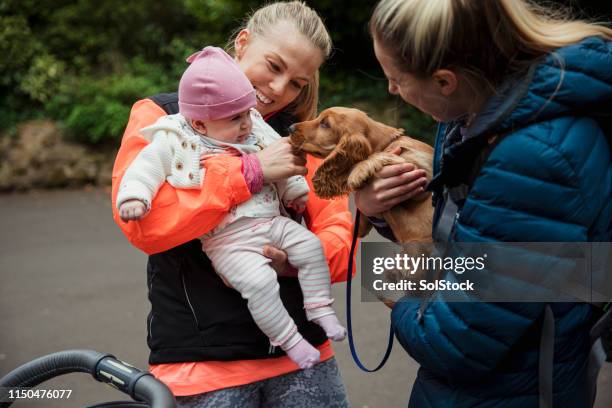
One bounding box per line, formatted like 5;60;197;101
346;210;394;372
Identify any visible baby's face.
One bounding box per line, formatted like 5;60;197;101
199;110;253;144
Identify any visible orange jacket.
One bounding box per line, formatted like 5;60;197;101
111;98;355;283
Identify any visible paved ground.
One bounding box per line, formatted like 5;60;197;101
0;188;610;407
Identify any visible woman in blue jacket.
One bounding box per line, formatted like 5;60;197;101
357;0;611;406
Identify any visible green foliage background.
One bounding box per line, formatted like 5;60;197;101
0;0;438;146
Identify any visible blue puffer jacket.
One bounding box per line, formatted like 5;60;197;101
392;37;611;407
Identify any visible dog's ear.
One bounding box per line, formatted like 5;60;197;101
312;132;372;199
367;119;404;152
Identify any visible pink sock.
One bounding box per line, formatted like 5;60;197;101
284;339;321;369
314;315;346;341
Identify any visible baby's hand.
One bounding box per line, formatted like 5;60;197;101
119;199;147;221
286;194;308;213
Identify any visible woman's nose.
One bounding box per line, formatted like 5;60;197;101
270;76;288;96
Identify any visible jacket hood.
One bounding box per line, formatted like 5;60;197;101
466;36;611;139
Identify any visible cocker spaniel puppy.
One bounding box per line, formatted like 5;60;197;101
290;107;434;243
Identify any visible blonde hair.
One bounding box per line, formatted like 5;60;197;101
228;1;333;120
370;0;612;88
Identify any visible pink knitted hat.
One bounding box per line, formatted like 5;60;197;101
178;46;256;121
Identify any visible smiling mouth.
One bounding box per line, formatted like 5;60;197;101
255;89;273;105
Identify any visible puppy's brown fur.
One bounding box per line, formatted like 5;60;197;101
290;107;434;243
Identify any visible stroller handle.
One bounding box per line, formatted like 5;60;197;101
0;349;175;407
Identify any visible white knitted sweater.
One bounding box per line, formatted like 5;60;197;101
116;110;308;233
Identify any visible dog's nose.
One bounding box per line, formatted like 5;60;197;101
288;124;296;133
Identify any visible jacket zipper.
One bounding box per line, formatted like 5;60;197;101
148;313;154;341
181;271;200;328
147;273;155;341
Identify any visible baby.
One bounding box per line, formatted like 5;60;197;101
116;47;345;369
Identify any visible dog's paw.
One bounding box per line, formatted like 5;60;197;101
376;152;407;167
347;164;371;190
347;153;405;190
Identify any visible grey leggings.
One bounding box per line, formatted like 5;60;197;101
175;358;350;408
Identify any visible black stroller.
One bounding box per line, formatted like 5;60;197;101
0;349;175;407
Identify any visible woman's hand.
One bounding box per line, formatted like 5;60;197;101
263;245;299;277
218;246;293;289
354;154;428;217
256;138;307;183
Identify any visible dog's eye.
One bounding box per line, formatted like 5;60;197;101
320;119;330;129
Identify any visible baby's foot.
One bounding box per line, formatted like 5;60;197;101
314;315;346;341
285;339;321;369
